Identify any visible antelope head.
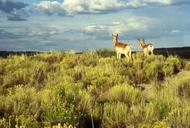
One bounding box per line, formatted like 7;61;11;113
112;33;118;45
138;38;145;48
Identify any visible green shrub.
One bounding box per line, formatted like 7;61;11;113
102;102;129;128
52;123;76;128
15;115;39;128
41;105;78;126
126;59;145;84
185;61;190;71
96;49;115;58
0;118;7;128
33;52;65;64
151;121;169;128
121;55;166;84
60;54;78;69
3;85;37;116
78;51;98;67
177;78;190;98
163;56;182;77
144;59;164;81
0;75;3;86
30;61;51;88
152;98;171;120
127;105;146;126
0;60;5;75
132;52;145;61
3;69;30;88
105;84;145;106
167;106;190;128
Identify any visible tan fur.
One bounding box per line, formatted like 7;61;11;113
112;34;132;61
138;38;154;56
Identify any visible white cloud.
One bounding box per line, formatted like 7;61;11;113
34;1;65;15
126;0;146;8
62;0;126;14
34;0;126;15
34;0;190;15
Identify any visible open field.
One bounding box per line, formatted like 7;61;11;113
0;49;190;128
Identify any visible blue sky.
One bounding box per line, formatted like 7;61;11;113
0;0;190;51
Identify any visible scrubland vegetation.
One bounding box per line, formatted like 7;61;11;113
0;49;190;128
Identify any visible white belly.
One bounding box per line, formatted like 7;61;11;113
116;47;126;54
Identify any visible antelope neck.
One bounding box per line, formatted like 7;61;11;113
140;42;147;48
113;38;118;45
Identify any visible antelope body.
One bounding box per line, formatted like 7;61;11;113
112;34;132;61
138;38;154;56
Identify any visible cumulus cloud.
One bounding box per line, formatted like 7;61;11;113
34;0;190;16
0;0;28;13
34;1;65;15
34;0;127;15
0;0;30;21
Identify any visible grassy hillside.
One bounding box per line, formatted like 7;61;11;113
0;49;190;128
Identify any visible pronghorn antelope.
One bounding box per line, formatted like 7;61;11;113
138;38;154;56
112;34;132;61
